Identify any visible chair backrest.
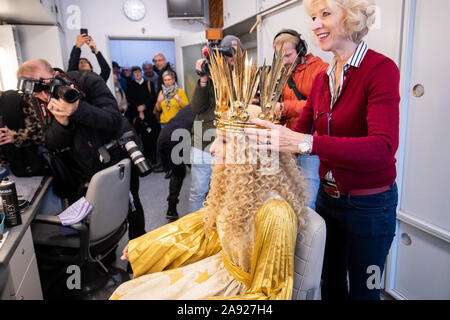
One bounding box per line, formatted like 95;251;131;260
292;207;326;300
85;159;131;243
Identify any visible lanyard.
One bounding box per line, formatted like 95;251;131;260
35;98;51;125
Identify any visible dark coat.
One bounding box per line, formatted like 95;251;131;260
68;46;112;82
45;71;126;180
157;105;195;170
190;79;216;152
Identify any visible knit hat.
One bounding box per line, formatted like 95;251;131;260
220;35;243;51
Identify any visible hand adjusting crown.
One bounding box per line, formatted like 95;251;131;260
209;46;296;131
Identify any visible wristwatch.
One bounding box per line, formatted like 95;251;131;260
298;134;313;155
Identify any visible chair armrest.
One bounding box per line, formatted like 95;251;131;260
33;214;90;262
33;214;88;232
33;214;62;225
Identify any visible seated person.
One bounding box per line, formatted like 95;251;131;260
110;106;307;300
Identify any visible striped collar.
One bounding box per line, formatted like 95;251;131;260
327;41;369;76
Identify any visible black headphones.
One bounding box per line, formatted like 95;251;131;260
273;29;308;57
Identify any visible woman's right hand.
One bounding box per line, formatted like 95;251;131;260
157;92;164;104
120;244;129;261
195;58;206;73
76;34;87;48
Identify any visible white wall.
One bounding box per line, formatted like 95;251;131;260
15;25;65;69
59;0;206;88
259;0;404;65
0;26;21;91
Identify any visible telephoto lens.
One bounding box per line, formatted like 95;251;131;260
124;141;152;177
55;86;80;103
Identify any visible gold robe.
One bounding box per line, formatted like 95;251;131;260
110;199;298;300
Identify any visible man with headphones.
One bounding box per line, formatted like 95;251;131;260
273;29;328;210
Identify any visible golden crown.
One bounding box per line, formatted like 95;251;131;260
209;46;295;131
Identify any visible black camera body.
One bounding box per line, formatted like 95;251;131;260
98;131;152;177
197;40;235;77
49;76;81;103
17;75;81;104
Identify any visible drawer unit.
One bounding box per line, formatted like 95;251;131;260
8;228;35;291
393;222;450;300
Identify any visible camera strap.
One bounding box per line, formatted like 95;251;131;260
35;97;52;125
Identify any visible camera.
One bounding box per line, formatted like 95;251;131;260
197;40;235;77
98;131;152;177
17;75;81;103
49;76;81;103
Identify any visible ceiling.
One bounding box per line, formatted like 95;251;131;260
0;0;56;25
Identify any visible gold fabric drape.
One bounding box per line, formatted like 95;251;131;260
110;199;298;300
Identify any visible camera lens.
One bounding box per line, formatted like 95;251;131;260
55;86;80;103
124;141;152;177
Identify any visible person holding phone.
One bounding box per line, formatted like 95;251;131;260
67;29;111;82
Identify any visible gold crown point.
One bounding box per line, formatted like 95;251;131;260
209;45;296;132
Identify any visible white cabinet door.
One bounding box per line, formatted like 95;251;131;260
0;26;21;91
257;0;291;12
387;0;450;300
223;0;257;28
400;0;450;235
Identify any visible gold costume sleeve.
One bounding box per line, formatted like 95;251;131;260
210;199;299;300
128;210;221;278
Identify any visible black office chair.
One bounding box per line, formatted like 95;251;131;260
31;159;132;300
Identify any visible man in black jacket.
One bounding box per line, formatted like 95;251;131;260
127;66;161;170
17;59;146;240
157;105;195;220
68;34;111;82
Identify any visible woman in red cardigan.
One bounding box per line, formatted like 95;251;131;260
246;0;400;300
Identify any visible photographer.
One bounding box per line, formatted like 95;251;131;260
68;33;111;82
0;90;49;177
188;35;242;213
17;59;146;240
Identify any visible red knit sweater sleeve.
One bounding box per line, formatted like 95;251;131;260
311;59;400;172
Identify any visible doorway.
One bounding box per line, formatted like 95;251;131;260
109;38;177;75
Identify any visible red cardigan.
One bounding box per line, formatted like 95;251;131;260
294;49;400;192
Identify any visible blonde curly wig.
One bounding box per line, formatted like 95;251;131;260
202;133;307;241
304;0;377;43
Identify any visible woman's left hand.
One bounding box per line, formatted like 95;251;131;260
120;244;129;261
0;127;14;146
244;118;304;154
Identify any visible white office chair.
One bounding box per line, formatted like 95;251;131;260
32;159;131;299
292;207;326;300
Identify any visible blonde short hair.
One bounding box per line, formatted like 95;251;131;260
273;32;300;50
17;59;54;78
162;70;175;79
304;0;376;43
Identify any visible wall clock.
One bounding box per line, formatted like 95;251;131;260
123;0;146;21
